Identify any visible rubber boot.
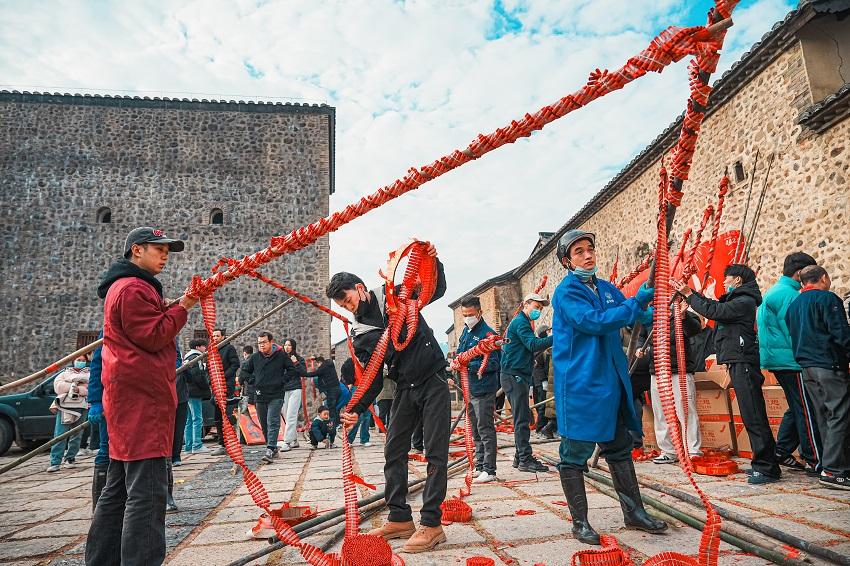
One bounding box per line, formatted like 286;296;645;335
91;464;109;511
166;458;178;513
559;468;601;545
608;459;668;533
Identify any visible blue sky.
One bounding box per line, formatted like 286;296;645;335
0;0;796;344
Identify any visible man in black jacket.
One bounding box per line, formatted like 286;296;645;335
786;265;850;490
211;329;240;456
305;356;341;435
183;339;211;455
242;331;307;463
326;243;449;553
675;264;781;484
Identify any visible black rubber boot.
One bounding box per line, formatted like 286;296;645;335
166;458;178;513
91;464;109;511
559;468;602;544
608;459;668;533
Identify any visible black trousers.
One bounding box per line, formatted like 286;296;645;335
411;414;424;451
728;362;780;477
377;399;393;429
532;384;549;431
85;457;169;566
213;402;237;447
172;402;188;462
384;373;451;527
325;387;341;428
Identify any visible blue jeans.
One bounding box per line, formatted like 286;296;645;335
85;457;169;566
94;417;110;466
773;369;822;468
50;410;88;466
348;411;371;444
183;398;204;451
256;398;285;449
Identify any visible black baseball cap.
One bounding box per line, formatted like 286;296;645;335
123;227;185;258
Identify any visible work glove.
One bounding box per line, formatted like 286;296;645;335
88;401;104;425
635;306;654;326
542;381;548;391
635;283;655;309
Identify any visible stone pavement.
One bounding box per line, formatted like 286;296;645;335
1;430;849;566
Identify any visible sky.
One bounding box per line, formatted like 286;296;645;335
0;0;796;345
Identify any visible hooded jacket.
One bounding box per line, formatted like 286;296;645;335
645;310;703;374
456;318;501;397
98;258;188;461
183;349;211;399
758;276;802;371
685;280;762;366
305;359;340;393
346;258;447;415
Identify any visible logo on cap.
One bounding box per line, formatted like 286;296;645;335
153;229;164;236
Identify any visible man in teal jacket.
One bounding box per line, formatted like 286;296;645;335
501;292;553;472
552;230;665;545
757;252;822;476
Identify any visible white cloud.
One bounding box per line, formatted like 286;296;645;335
0;0;796;343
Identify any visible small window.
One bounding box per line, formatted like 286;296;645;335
210;208;224;225
76;331;100;350
733;161;745;183
97;207;112;223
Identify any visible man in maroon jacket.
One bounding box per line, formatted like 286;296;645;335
86;227;197;566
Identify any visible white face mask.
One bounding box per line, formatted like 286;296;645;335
463;316;479;329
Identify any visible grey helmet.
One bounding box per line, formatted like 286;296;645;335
556;230;596;269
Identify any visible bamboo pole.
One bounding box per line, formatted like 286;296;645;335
0;420;90;475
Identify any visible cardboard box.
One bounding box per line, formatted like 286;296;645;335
694;370;732;389
698;420;736;451
735;418;782;457
695;384;732;417
704;355;726;373
762;370;779;387
730;385;789;420
642;404;657;448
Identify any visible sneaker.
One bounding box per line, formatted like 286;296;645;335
46;464;60;473
278;443;292;452
192;446;211;454
309;444;318;451
518;457;549;473
804;464;821;478
820;472;850;491
777;454;805;471
410;448;423;455
473;468;484;478
166;501;179;513
211;446;227;456
63;459;76;469
289;440;299;448
512;454;519;469
261;448;276;463
173;460;182;467
653;454;679;465
303;431;312;442
329;442;338;449
747;471;780;485
79;448;93;458
360;442;372;447
473;471;496;483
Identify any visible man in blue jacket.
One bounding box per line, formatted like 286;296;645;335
552;230;664;545
456;296;501;483
758;252;822;476
786;265;850;491
501;292;553;473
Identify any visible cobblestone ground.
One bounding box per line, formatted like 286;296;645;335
1;428;848;566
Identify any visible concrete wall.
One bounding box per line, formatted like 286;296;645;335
0;94;334;381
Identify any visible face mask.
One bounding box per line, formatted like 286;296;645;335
573;265;599;282
725;285;736;294
74;361;87;369
463;316;479;329
529;309;542;321
354;287;369;316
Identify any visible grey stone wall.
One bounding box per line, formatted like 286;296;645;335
0;92;334;383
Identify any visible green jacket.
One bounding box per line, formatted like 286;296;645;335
501;311;554;380
757;276;802;370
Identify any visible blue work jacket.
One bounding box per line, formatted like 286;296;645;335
457;319;501;397
552;272;643;442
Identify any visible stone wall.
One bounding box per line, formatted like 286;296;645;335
0;93;334;382
451;19;850;329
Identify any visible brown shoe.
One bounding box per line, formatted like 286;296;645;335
402;525;446;553
367;520;415;541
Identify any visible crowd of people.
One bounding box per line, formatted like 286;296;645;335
34;225;849;564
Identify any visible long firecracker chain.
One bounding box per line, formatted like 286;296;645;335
183;23;727;303
702;175;730;288
682;206;715;277
450;334;505;499
617;252;654;290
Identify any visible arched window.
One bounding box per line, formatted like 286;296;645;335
97;207;112;223
210;208;224;225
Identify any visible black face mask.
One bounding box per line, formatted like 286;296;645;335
354;287;370;317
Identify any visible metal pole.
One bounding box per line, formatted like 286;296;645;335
0;420;90;475
733;148;761;263
742;152;776;262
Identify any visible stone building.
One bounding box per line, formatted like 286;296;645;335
0;92;335;381
447;0;850;351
